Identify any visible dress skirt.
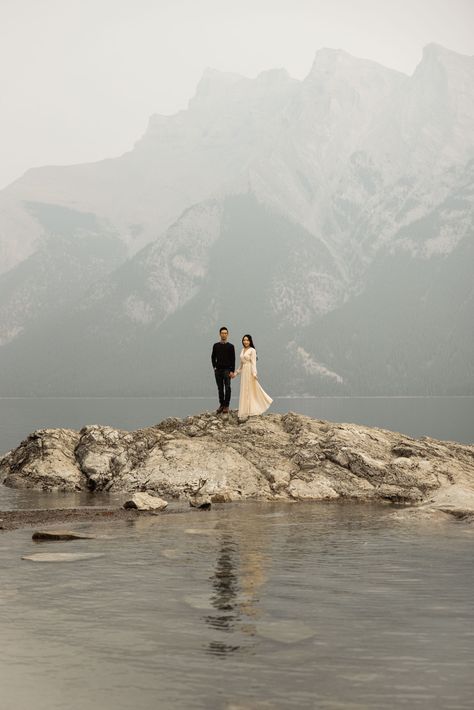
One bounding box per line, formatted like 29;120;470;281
238;361;273;418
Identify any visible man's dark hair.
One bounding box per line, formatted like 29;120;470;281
219;326;228;333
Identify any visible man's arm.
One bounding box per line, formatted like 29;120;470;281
211;343;217;369
230;344;235;373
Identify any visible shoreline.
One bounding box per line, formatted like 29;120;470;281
2;498;472;533
0;498;399;532
0;506;163;531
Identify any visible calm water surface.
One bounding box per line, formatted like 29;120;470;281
1;502;473;709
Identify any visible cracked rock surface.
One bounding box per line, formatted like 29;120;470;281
1;412;473;514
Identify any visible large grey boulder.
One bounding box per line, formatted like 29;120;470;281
1;412;473;518
416;484;474;520
0;428;83;490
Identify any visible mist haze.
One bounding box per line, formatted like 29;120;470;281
0;1;473;396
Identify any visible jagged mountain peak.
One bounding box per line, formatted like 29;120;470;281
420;42;474;64
187;66;299;116
412;42;474;85
188;67;249;107
404;42;474;168
306;47;406;82
254;67;295;84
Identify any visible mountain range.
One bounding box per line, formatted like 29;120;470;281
0;43;473;396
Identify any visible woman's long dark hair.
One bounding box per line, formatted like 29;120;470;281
242;334;257;358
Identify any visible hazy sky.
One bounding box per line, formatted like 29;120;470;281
1;0;473;190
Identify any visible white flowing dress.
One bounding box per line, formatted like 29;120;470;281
235;347;272;418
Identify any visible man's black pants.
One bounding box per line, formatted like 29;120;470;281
215;369;231;407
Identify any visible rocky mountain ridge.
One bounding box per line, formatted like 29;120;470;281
0;44;472;395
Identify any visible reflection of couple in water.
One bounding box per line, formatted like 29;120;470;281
211;326;272;420
205;526;268;657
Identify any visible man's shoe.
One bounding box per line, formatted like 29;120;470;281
216;405;224;414
222;406;229;413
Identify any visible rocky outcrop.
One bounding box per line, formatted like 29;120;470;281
1;412;473;516
1;428;82;490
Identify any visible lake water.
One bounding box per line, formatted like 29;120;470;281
1;502;473;710
1;397;473;708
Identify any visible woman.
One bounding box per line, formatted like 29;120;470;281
233;334;272;419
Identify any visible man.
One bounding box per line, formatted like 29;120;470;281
211;326;235;414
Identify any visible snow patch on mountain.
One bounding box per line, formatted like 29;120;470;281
0;325;24;347
287;342;344;384
124;295;154;325
271;271;345;326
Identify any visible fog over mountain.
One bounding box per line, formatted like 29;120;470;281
0;44;473;396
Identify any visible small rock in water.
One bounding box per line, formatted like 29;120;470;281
21;552;105;563
161;548;182;559
189;495;212;510
32;530;96;541
184;527;215;535
123;492;168;511
183;593;214;610
256;619;316;644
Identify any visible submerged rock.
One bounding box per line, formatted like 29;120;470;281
32;530;96;541
189;495;212;510
256;619;317;644
1;412;473;517
21;552;104;563
416;484;474;519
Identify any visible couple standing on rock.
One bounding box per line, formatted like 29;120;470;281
211;326;273;420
